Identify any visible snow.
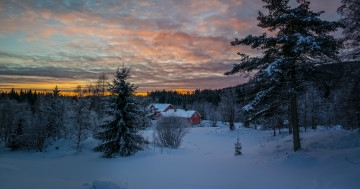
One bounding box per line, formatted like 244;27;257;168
242;86;275;112
294;33;321;52
161;109;199;118
242;104;254;112
265;58;284;76
149;104;173;112
1;122;359;189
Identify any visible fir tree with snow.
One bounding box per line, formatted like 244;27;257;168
234;137;242;156
94;66;147;158
9;118;25;150
338;0;360;59
225;0;342;151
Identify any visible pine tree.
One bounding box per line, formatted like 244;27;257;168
94;66;147;158
9;118;25;150
53;86;60;97
44;91;66;140
338;0;360;59
225;0;341;151
234;137;242;156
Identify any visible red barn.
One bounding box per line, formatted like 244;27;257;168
148;104;175;119
160;109;201;124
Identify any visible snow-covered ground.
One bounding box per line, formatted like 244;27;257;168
1;121;359;189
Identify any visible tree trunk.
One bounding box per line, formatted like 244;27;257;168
304;91;307;132
291;94;301;151
278;124;281;135
289;124;292;134
244;121;250;128
290;67;301;152
229;117;235;130
311;88;317;130
229;108;235;131
288;105;292;134
273;125;276;136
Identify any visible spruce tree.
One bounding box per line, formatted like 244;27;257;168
53;85;60;97
338;0;360;59
94;66;146;157
9;118;25;150
225;0;341;151
234;137;242;156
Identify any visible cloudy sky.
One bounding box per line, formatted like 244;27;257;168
0;0;341;93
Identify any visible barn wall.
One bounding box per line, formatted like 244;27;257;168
164;105;174;112
191;113;201;124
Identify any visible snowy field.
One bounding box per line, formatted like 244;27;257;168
1;121;360;189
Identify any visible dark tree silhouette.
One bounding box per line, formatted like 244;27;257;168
338;0;360;59
94;66;147;157
226;0;341;151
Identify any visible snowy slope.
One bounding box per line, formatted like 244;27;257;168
1;122;359;189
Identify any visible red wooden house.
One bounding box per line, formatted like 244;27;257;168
160;109;201;124
148;104;175;119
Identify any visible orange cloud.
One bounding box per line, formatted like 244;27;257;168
0;0;341;93
137;1;151;7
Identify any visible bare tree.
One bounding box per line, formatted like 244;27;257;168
153;116;189;149
27;113;48;152
220;89;236;130
72;99;91;151
85;84;94;97
74;85;83;97
206;105;219;127
97;73;109;96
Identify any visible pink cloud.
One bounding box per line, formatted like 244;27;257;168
0;0;342;92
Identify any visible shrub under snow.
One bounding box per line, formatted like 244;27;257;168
153;116;189;149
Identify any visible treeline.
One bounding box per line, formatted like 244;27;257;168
301;61;360;130
148;88;238;129
0;88;150;152
0;89;104;151
72;73;109;97
241;61;360;133
148;61;360;131
0;61;357;152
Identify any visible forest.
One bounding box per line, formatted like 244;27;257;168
149;61;360;132
0;0;359;154
0;60;358;153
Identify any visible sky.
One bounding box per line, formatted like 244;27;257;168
0;0;341;93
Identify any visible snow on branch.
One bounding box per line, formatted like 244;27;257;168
265;58;285;76
242;86;275;113
294;33;321;53
225;55;262;75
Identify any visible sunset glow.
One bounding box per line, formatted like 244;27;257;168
0;0;341;92
133;92;149;97
174;89;195;95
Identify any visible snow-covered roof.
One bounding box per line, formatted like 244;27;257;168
149;104;173;112
161;109;200;118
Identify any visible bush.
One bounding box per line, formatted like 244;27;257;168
153;116;189;149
